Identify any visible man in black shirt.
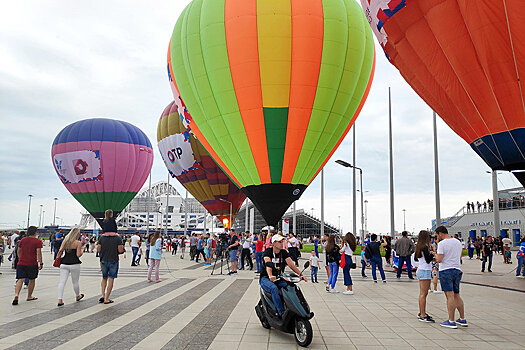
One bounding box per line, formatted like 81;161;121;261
260;234;306;317
481;236;494;272
227;229;239;274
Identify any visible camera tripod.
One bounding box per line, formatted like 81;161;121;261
211;245;231;275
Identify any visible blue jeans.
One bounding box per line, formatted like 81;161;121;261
328;262;339;288
131;247;139;265
361;259;367;277
259;277;287;315
396;255;413;278
342;255;353;286
467;247;474;259
255;252;263;273
370;256;386;281
517;255;525;276
311;266;318;282
482;254;493;271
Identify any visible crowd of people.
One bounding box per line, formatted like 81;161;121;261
2;210;525;331
466;195;525;213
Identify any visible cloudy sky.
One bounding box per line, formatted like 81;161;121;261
1;0;521;233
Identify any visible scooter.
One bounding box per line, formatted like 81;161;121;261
254;261;314;347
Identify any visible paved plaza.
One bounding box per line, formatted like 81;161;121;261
1;246;524;350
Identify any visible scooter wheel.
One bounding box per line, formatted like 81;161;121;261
294;318;313;347
256;301;271;329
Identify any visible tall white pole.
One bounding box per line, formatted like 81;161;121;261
321;169;325;237
165;174;170;236
293;202;297;235
492;171;500;237
360;169;364;241
184;190;188;236
433;111;441;227
39;205;43;227
352;126;357;236
146;173;151;236
389;87;395;238
245;199;249;231
53;198;58;226
203;211;207;234
27;194;33;228
364;200;368;233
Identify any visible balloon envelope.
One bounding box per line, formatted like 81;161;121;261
170;0;375;226
157;100;246;226
52;118;153;226
361;0;525;185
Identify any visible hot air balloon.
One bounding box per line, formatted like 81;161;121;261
52;119;153;227
169;0;375;226
157;100;246;228
361;0;525;186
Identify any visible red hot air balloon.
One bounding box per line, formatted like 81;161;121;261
361;0;525;185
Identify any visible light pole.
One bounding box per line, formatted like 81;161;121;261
338;216;341;234
39;204;43;227
27;194;33;228
402;209;407;232
311;208;314;217
53;197;58;226
55;216;63;226
487;170;500;237
335;160;364;241
42;210;46;226
219;198;232;230
364;200;368;233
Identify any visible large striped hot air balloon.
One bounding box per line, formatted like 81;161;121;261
361;0;525;186
169;0;375;226
157;100;246;228
52;119;153;227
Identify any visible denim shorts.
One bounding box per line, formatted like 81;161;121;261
229;250;238;262
416;268;431;280
101;261;119;279
439;268;462;293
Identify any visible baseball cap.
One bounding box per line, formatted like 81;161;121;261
272;234;285;243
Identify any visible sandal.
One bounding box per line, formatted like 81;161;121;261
103;300;114;304
12;298;18;305
57;302;64;307
99;297;105;303
76;294;84;302
26;297;38;301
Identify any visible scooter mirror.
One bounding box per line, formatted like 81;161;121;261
303;261;310;269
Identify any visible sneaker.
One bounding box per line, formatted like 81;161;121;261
418;314;434;323
343;290;354;295
488;269;492;272
373;280;377;283
455;318;468;327
440;320;457;329
326;285;330;292
362;275;368;278
382;280;387;283
425;314;436;323
329;289;340;294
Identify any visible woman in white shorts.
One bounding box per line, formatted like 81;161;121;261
414;230;435;323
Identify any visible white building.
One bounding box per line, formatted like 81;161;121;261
79;181;218;232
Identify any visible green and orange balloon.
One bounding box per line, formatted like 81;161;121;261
169;0;375;227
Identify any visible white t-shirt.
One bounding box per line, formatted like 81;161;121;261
242;237;252;249
437;237;462;271
340;243;353;257
288;237;299;248
11;233;19;246
130;235;141;248
309;255;319;267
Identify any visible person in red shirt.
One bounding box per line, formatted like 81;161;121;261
13;226;43;305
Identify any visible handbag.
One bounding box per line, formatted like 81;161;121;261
53;256;62;267
340;254;346;268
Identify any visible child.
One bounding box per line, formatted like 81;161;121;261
136;247;142;266
360;248;368;278
309;250;320;283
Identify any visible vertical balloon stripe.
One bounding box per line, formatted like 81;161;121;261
224;0;272;184
308;45;376;185
176;0;259;187
256;0;291;108
291;0;350;184
263;107;289;182
298;0;372;184
506;0;525;131
281;0;324;183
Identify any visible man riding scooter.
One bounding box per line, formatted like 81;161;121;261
260;234;307;318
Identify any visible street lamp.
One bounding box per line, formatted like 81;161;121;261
338;215;341;234
27;194;33;228
219;198;232;230
402;209;407;232
53;197;58;226
42;210;45;227
336;160;364;241
55;216;63;226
